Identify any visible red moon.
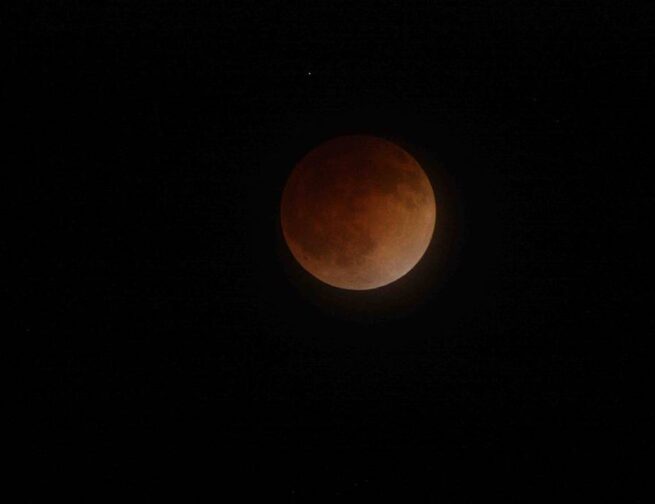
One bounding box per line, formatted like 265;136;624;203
281;135;437;290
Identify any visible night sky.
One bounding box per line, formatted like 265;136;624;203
15;1;649;500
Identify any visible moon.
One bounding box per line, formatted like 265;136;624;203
281;135;437;290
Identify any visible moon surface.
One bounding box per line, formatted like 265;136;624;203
281;135;437;290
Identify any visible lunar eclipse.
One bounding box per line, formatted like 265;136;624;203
281;135;437;290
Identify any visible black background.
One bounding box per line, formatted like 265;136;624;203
14;1;650;500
